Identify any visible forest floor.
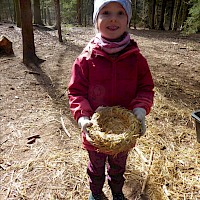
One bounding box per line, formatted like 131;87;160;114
0;23;200;200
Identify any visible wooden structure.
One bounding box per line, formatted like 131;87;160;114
0;36;14;55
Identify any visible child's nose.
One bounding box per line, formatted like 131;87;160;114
110;14;117;22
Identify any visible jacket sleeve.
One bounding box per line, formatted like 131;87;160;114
68;56;94;121
128;53;154;115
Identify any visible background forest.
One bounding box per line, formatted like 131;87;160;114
0;0;200;35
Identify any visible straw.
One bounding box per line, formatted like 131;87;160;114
87;106;141;155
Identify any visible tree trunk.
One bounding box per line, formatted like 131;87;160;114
8;0;14;22
181;1;189;26
0;0;2;21
82;0;86;27
150;0;156;29
133;0;137;29
77;0;82;25
13;0;21;27
147;0;151;28
47;7;52;25
154;1;158;28
41;0;45;23
158;0;167;30
173;0;181;31
54;0;63;42
19;0;43;65
3;1;9;21
33;0;43;25
178;0;189;29
169;0;175;30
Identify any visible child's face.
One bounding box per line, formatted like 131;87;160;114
97;2;128;41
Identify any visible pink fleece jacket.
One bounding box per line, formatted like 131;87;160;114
68;38;154;151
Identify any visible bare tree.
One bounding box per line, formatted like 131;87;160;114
169;0;175;30
177;0;189;29
173;0;181;30
158;0;167;30
19;0;44;65
77;0;81;25
33;0;43;25
151;0;156;29
13;0;21;27
54;0;63;42
132;0;137;29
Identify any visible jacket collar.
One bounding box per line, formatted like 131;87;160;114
86;39;140;61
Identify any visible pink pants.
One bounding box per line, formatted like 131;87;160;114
87;150;128;194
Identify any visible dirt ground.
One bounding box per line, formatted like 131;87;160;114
0;23;200;200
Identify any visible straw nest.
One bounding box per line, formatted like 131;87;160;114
86;106;141;155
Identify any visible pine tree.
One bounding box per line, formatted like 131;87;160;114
183;0;200;34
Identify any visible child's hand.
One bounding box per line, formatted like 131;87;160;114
133;108;146;135
78;116;93;133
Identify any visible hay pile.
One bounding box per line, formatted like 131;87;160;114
87;106;141;155
1;88;199;200
124;89;200;200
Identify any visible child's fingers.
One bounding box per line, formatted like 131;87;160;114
140;120;146;135
82;121;93;133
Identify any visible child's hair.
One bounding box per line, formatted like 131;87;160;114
93;0;132;25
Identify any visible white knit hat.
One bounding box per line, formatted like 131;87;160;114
93;0;132;25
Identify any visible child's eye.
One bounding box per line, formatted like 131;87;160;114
118;11;125;15
102;11;110;15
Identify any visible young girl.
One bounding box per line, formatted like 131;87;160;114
68;0;154;199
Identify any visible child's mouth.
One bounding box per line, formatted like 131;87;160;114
107;26;119;31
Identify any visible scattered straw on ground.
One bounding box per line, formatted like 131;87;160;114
0;25;200;200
